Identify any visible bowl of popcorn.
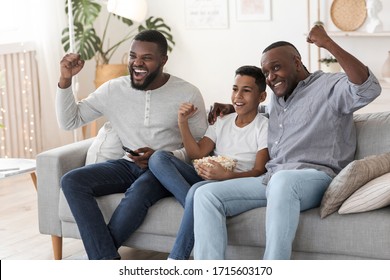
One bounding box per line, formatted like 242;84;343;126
193;155;237;173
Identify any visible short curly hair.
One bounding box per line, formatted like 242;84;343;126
134;30;168;56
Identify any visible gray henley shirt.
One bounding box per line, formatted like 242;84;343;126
56;75;208;162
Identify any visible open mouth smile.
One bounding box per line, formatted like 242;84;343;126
273;81;283;88
132;68;147;80
234;102;245;109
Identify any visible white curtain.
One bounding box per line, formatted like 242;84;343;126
30;0;76;150
0;44;42;158
0;0;77;156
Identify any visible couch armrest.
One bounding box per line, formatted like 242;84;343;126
37;138;94;236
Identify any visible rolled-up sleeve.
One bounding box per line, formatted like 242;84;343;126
331;69;382;114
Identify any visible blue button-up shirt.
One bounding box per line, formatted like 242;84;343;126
264;70;381;183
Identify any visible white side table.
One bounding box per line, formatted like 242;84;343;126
0;158;37;190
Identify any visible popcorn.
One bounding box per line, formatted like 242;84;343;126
193;155;237;173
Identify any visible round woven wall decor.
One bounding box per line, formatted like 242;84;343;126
331;0;367;31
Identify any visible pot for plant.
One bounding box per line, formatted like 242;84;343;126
320;62;341;73
94;64;128;88
319;57;341;73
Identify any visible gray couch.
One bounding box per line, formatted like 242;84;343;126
37;111;390;260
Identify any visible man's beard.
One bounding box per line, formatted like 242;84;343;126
130;65;161;90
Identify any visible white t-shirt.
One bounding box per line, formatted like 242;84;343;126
204;113;268;172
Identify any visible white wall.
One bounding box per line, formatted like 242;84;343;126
80;0;309;107
139;0;309;108
80;0;390;113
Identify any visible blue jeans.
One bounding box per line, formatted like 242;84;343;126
61;158;171;260
193;169;332;260
148;150;205;259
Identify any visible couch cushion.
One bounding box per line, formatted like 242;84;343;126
59;189;124;224
59;189;390;259
339;172;390;214
128;203;390;259
293;207;390;259
354;111;390;160
319;152;390;218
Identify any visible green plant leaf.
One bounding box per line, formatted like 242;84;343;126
65;0;101;26
62;1;175;64
319;56;337;66
138;17;176;52
77;27;101;60
112;14;134;27
61;29;71;52
62;23;101;60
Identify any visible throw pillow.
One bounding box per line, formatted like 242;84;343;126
338;173;390;214
85;122;124;165
319;152;390;218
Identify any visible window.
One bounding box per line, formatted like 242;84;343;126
0;0;33;45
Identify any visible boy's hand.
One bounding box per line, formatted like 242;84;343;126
197;160;229;180
178;102;198;124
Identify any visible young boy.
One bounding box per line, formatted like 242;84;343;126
148;65;269;259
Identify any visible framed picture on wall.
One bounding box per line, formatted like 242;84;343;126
236;0;272;21
185;0;229;29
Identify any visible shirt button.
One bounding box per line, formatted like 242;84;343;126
284;108;287;112
279;124;283;128
275;141;278;145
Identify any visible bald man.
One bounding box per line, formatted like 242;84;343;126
194;25;381;260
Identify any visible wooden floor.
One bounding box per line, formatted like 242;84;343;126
0;173;168;260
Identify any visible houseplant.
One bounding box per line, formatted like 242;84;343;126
61;0;175;87
319;56;337;66
319;56;341;73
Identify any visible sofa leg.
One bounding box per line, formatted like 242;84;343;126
51;235;63;260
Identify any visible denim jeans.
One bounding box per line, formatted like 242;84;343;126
193;169;332;260
61;158;171;260
148;150;205;259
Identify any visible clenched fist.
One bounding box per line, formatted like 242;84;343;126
58;53;85;89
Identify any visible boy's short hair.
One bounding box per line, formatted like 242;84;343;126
134;30;168;56
235;65;266;91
